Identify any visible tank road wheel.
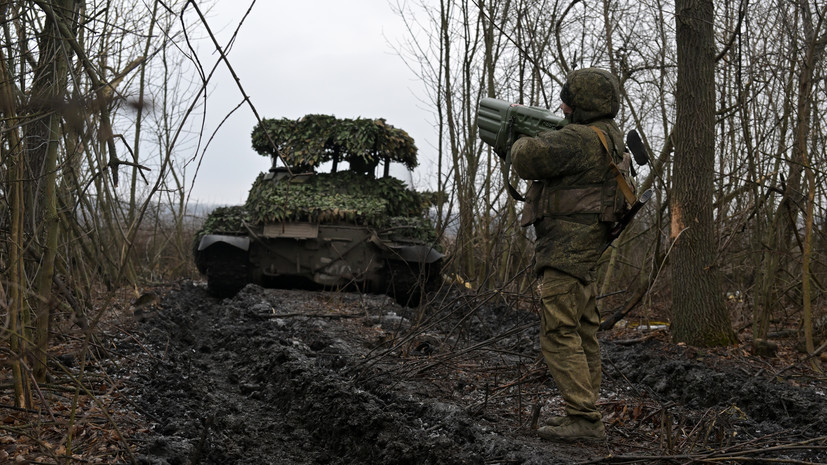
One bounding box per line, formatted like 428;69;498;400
204;244;249;298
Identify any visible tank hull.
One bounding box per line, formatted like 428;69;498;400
196;222;442;304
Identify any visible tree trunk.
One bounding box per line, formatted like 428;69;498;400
0;51;32;407
28;0;80;382
671;0;736;346
793;3;826;366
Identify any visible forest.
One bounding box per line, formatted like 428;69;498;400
1;0;826;463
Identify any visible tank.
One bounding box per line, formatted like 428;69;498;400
193;115;443;305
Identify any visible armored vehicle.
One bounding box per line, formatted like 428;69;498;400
194;115;443;304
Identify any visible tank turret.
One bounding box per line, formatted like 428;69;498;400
194;115;443;305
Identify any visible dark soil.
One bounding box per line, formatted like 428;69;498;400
118;281;827;465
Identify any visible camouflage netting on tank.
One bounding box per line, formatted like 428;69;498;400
245;171;426;226
198;205;248;234
251;115;418;171
378;215;438;245
194;172;438;246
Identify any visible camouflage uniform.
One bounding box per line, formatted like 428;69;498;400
511;68;623;438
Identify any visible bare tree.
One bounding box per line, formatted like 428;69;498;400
670;0;736;346
792;1;827;363
0;0;213;406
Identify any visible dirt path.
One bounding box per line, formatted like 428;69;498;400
125;281;827;464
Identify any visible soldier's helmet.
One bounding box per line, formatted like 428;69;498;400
559;68;621;124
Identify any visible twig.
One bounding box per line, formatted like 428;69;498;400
773;340;827;378
600;227;686;331
578;436;827;464
0;403;72;418
412;323;536;376
272;312;364;319
181;0;290;172
611;332;663;345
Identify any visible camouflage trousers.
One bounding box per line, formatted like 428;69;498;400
539;267;601;422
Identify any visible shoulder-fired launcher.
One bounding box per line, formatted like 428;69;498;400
477;97;566;157
476;97;655;250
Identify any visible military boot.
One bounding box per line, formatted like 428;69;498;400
543;415;566;427
537;416;606;441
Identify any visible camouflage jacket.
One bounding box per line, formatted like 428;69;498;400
511;68;624;282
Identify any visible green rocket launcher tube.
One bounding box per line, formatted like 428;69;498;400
477;97;566;200
477;97;566;157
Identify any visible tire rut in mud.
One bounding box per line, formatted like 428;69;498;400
126;281;827;465
129;282;560;465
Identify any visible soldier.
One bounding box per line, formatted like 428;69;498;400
511;68;626;441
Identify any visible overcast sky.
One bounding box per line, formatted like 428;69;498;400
187;1;436;205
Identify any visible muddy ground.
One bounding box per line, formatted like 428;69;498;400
112;280;827;464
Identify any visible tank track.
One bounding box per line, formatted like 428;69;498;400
385;259;442;306
205;246;249;298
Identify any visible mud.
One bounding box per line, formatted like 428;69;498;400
119;281;827;464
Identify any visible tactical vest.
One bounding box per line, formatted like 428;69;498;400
520;126;636;227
